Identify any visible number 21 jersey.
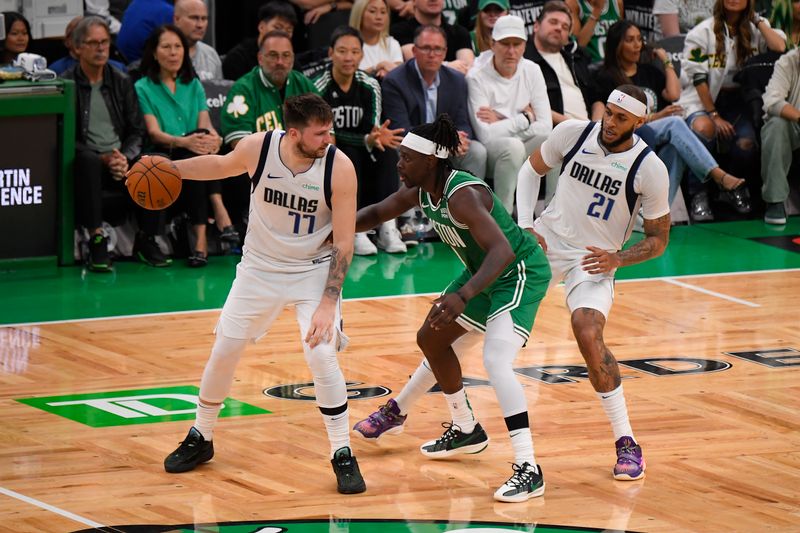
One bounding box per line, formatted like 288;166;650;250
537;120;669;252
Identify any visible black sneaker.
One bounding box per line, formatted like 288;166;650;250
88;234;112;272
717;186;751;214
494;462;545;502
219;225;240;245
134;232;172;267
419;422;490;458
164;427;214;473
330;446;366;494
764;202;787;225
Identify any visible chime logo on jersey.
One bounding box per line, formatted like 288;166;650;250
569;161;622;196
264;187;319;213
431;219;466;248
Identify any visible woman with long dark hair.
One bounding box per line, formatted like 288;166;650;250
351;113;552;503
677;0;785;217
135;25;236;266
0;11;30;65
591;20;746;217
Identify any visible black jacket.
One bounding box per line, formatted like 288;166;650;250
525;39;594;117
62;63;144;161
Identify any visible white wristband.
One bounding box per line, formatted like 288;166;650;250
516;158;543;229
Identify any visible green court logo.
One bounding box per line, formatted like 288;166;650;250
17;386;269;427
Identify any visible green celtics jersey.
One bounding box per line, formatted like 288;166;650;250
578;0;622;62
420;170;538;277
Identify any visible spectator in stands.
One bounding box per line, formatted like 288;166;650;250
761;47;800;224
84;0;122;34
221;30;318;228
677;0;785;219
470;0;509;56
117;0;174;63
350;0;403;79
590;19;746;214
391;0;475;73
173;0;222;80
51;17;127;75
63;17;170;271
790;0;800;47
0;11;29;65
565;0;624;62
222;1;298;81
652;0;714;38
524;0;594;201
135;25;234;267
467;15;552;212
290;0;354;51
382;25;487;179
314;26;405;255
222;30;318;148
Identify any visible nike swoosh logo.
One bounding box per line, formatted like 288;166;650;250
581;148;596;155
266;173;283;179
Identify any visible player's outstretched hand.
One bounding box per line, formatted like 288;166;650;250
582;246;621;274
305;304;335;348
427;293;465;330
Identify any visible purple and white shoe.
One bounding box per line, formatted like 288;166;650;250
353;398;407;439
613;436;646;480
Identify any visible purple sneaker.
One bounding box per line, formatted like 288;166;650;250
353;399;407;439
613;436;646;480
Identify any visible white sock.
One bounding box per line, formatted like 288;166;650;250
444;388;476;433
395;360;437;415
321;407;351;458
509;427;536;467
194;401;222;441
395;333;481;415
598;385;634;441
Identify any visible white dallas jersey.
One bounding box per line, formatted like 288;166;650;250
244;130;335;272
538;120;669;251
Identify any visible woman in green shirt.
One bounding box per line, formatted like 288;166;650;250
135;25;237;267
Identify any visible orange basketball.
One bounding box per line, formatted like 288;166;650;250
126;155;182;210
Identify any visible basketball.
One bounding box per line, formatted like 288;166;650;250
126;155;182;210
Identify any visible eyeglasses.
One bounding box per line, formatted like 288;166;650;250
264;51;293;61
415;45;447;55
83;39;111;49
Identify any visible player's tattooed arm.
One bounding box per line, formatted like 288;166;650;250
616;213;671;267
582;213;670;274
324;245;349;301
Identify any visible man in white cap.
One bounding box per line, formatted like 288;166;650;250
466;14;552;212
516;84;670;481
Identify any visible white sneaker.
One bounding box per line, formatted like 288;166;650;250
398;222;419;247
354;232;377;256
376;222;407;253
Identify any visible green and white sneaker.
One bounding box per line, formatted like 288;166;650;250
420;422;489;458
493;462;545;502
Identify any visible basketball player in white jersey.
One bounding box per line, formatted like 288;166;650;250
516;84;670;480
149;94;365;494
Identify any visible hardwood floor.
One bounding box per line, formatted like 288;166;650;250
1;271;799;532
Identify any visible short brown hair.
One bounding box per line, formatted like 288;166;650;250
537;0;572;26
284;94;334;129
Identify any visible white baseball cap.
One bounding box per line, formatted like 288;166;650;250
492;15;527;42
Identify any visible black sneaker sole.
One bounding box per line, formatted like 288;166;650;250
164;446;214;473
136;252;172;268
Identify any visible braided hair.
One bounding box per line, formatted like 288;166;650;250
409;113;461;189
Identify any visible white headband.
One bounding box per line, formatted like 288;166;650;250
607;89;647;118
401;132;450;159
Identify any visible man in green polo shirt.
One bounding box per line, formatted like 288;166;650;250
221;29;318;148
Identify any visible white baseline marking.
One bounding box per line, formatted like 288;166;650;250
0;486;106;528
662;278;761;308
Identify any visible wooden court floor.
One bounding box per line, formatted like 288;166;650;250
1;270;799;532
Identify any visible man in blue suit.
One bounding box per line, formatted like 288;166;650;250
382;25;487;179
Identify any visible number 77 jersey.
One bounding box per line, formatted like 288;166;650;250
536;120;670;252
245;130;336;272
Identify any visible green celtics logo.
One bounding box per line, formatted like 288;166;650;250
17;386;269;427
73;519;615;532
